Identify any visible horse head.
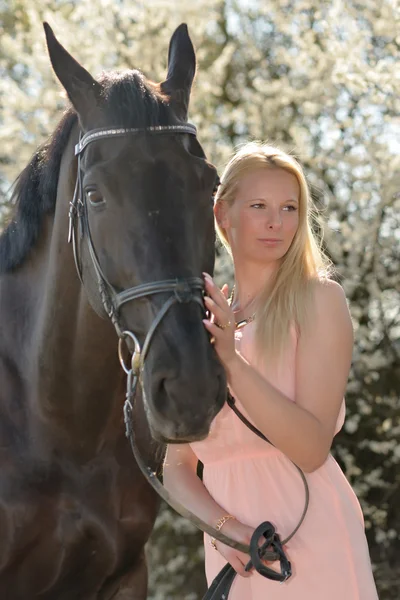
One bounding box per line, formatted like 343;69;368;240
43;23;226;443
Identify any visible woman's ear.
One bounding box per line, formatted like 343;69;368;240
214;200;230;230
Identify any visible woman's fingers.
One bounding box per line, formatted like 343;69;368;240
202;275;236;364
204;296;232;328
231;557;252;577
216;545;251;577
202;275;233;330
202;319;224;338
211;526;254;579
226;550;252;577
203;273;230;309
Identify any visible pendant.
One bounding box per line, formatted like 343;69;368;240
235;314;256;329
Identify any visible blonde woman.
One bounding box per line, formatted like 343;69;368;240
163;143;378;598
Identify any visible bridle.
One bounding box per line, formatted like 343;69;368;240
69;122;309;592
69;123;206;347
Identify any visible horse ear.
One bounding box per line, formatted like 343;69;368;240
160;23;196;120
43;22;102;128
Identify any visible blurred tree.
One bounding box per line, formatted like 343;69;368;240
1;0;399;598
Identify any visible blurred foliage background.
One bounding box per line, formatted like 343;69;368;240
1;0;399;598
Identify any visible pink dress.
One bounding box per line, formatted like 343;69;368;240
190;322;378;599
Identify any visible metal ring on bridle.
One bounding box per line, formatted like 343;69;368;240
118;330;141;375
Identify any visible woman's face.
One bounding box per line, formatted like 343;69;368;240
218;168;300;266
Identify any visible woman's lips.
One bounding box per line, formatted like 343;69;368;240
258;238;283;246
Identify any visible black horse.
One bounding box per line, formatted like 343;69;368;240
0;23;225;599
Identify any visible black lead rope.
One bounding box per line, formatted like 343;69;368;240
202;391;306;599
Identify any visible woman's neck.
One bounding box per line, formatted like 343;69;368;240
231;260;278;313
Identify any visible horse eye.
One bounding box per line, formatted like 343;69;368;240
86;189;105;206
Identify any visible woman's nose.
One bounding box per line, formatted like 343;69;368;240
266;209;282;229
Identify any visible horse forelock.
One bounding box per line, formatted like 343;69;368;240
0;69;174;274
98;69;173;128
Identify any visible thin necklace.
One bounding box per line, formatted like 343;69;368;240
229;285;256;330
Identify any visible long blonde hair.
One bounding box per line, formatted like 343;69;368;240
215;142;333;362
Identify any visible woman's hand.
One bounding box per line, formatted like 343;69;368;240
211;519;254;577
202;272;237;370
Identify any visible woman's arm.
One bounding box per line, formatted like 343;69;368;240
163;443;227;528
163;443;254;576
204;277;353;473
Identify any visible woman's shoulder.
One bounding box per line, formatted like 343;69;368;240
308;276;348;305
305;277;353;337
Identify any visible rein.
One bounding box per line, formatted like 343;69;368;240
69;122;309;595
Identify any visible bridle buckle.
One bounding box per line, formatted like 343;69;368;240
174;280;193;303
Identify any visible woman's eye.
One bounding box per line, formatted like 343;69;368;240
86;190;105;206
250;203;297;211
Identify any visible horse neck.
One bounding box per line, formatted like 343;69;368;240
28;128;124;459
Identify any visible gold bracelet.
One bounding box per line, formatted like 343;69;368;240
210;514;236;551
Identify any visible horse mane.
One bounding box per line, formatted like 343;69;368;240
0;70;172;274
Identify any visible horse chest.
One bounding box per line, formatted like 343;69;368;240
0;451;158;599
53;456;151;556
